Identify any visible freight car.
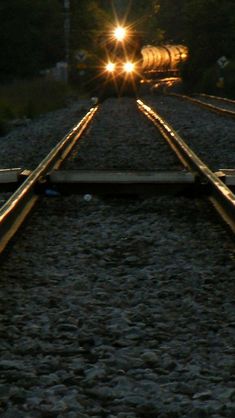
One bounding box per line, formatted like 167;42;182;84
141;43;188;87
141;44;188;75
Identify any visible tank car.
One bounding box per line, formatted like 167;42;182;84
141;44;188;77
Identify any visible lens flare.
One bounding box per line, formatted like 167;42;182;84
106;62;115;72
124;62;135;73
114;26;127;41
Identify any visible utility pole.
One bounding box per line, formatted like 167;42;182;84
64;0;70;82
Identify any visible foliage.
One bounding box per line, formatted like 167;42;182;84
119;0;163;43
0;78;70;133
183;0;235;86
0;0;234;94
0;0;64;81
154;0;187;43
155;0;235;91
70;1;108;51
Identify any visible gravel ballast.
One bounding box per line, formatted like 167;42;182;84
0;96;234;418
0;100;91;170
143;95;235;170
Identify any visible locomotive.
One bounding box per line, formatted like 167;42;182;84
95;25;188;97
97;25;143;97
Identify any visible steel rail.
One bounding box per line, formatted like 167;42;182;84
196;93;235;105
137;99;235;235
169;93;235;118
0;105;98;254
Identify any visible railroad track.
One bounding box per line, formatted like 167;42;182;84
0;97;235;257
0;97;234;417
0;105;98;254
195;93;235;111
169;92;235;118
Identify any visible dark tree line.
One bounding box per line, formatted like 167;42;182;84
0;0;108;81
0;0;235;91
0;0;64;80
155;0;235;90
0;0;160;82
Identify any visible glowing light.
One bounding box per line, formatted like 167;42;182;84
106;62;115;72
124;62;135;73
114;26;127;41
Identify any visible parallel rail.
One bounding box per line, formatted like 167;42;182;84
0;105;98;254
1;98;235;256
195;93;235;105
137;99;235;234
169;93;235;118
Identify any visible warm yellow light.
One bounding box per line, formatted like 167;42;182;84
106;62;115;72
124;62;135;73
114;26;126;41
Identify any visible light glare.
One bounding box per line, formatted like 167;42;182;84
124;62;135;73
106;62;115;72
114;26;126;41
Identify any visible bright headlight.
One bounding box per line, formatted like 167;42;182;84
114;26;127;41
106;62;115;72
124;62;135;73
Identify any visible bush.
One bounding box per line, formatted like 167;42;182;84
0;117;9;136
197;66;219;94
0;78;71;124
223;61;235;98
195;60;235;98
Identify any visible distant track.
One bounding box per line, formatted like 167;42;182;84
196;93;235;105
169;92;235;118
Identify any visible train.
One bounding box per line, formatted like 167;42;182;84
96;25;142;97
141;44;188;77
94;25;188;97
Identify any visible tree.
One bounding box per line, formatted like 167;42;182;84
127;0;163;43
93;0;162;44
153;0;235;89
0;0;64;81
0;0;163;82
183;0;235;85
152;0;187;43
